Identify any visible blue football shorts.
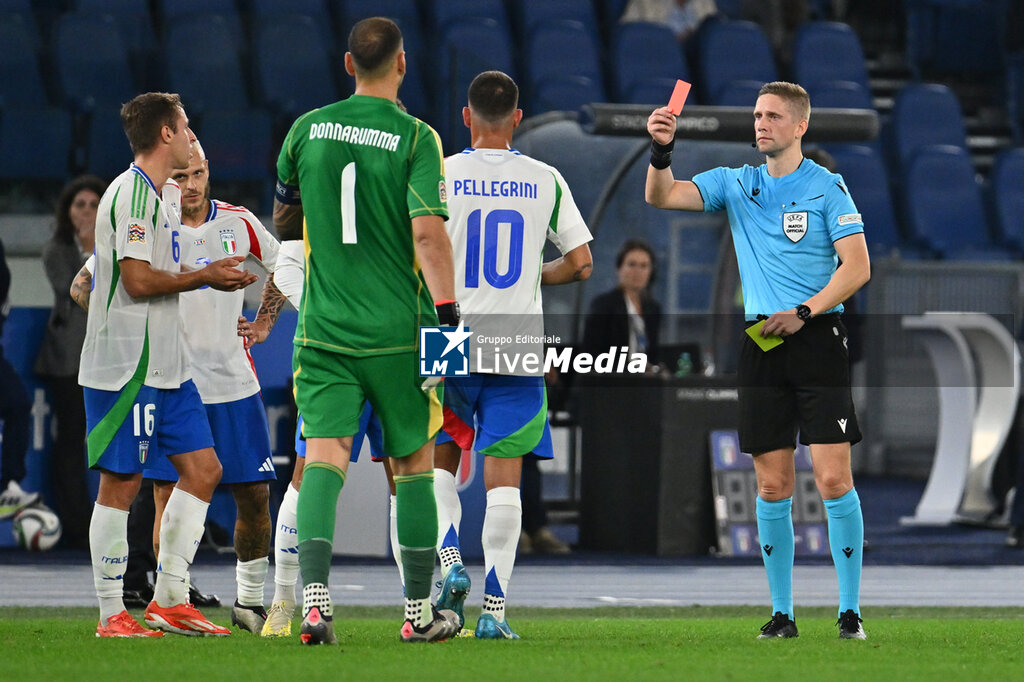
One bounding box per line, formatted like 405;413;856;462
295;402;384;462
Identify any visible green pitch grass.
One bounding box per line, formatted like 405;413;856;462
5;606;1023;680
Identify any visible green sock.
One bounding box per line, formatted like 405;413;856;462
394;471;437;601
297;462;345;587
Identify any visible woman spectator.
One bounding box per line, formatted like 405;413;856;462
33;174;104;549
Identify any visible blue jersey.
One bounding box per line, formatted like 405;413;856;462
692;158;863;319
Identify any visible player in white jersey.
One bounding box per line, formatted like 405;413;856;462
434;71;593;638
80;93;256;638
78;137;282;633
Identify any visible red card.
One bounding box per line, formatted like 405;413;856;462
667;79;691;115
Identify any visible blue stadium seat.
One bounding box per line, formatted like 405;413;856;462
808;80;873;110
516;0;600;43
531;75;605;115
254;15;338;117
165;16;250;113
158;2;245;52
196;109;273;182
715;80;764;107
612;22;688;104
54;14;136;111
84;106;131;180
696;20;777;105
73;0;156;56
826;145;906;258
435;18;515;152
990;147;1024;252
0;107;72;180
906;0;1008;77
1008;52;1024;142
904;145;1007;260
250;0;334;49
428;0;507;33
791;22;869;93
888;83;968;176
525;20;603;111
0;14;48;107
334;0;420;36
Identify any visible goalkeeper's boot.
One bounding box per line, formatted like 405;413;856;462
757;611;798;639
837;609;867;640
435;562;471;629
299;605;337;645
261;600;295;638
400;606;459;642
96;611;163;638
474;612;520;640
231;601;268;633
144;600;231;636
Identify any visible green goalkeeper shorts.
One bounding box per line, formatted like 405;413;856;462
293;344;442;458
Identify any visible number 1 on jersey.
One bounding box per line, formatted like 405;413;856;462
341;162;357;244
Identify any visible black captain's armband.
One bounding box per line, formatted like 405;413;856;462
650;138;675;170
275;180;301;205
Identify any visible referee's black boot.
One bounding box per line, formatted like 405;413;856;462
757;611;798;639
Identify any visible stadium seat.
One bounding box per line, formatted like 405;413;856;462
334;0;421;35
516;0;600;43
0;13;48;108
1008;52;1024;142
158;1;245;52
525;20;603;112
612;22;688;104
435;18;515;152
903;145;1007;260
826;145;908;258
84;106;132;180
165;16;250;113
531;75;605;115
714;80;765;107
53;14;136;111
791;22;870;93
808;80;873;110
905;0;1008;77
250;0;334;49
0;107;72;180
428;0;507;33
196;110;274;182
888;83;968;176
254;15;338;118
73;0;157;57
990;147;1024;252
696;20;777;105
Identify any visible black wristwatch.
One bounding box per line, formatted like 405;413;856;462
795;304;812;321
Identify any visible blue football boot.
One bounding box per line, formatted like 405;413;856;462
474;612;520;640
435;562;471;629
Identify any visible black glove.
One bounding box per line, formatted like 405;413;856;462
435;300;460;327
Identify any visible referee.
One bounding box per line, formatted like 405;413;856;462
645;81;870;640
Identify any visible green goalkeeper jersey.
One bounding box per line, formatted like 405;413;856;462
277;95;448;356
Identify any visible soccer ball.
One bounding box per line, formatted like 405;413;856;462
12;505;62;551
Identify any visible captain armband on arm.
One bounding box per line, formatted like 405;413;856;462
274;180;301;205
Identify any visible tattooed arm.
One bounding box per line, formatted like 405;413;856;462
541;243;594;285
70;263;92;311
237;273;288;349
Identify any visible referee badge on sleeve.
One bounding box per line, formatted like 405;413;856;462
782;211;807;242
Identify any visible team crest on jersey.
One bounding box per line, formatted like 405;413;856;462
219;229;237;255
127;222;146;244
138;440;150;464
438;180;447;202
782;211;807;243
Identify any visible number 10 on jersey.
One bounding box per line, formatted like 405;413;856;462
464;208;524;289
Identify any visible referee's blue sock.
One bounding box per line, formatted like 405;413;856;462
756;496;794;619
823;488;863;617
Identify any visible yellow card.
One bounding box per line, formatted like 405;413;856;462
745;320;784;352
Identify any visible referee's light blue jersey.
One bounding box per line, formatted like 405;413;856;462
692;158;864;319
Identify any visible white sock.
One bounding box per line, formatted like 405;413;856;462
272;483;299;606
404;596;432;628
90;503;129;624
389;495;404;587
481;486;521;623
434;468;463;573
236;556;268;608
153;487;208;607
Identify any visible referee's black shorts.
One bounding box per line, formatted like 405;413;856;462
738;313;861;455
